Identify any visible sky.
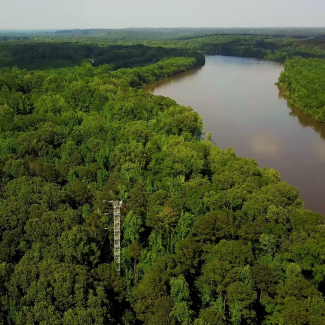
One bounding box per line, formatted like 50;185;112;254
0;0;324;30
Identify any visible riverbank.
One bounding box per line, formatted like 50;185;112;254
277;57;325;122
144;55;325;215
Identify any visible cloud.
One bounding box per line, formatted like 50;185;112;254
251;134;281;156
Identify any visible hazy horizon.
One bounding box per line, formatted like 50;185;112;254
1;0;324;30
1;27;325;32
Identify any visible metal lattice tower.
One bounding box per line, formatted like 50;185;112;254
104;200;122;272
112;201;122;272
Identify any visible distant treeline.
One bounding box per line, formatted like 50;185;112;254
138;35;325;63
2;34;325;71
3;27;325;41
0;42;204;70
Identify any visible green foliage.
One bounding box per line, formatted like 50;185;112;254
137;35;325;63
278;57;325;121
0;40;324;325
170;276;192;324
0;42;204;70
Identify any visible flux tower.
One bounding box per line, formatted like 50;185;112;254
104;200;122;272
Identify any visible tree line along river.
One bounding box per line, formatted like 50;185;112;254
144;55;325;216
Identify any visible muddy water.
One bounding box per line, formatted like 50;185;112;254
144;56;325;215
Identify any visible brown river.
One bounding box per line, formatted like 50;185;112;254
144;55;325;216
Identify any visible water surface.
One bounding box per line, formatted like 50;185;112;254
144;56;325;215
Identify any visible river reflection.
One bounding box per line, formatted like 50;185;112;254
144;56;325;215
284;97;325;141
251;134;281;156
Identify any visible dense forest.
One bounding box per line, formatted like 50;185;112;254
140;35;325;63
277;58;325;122
0;42;203;70
2;34;325;70
1;28;325;324
0;37;325;325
